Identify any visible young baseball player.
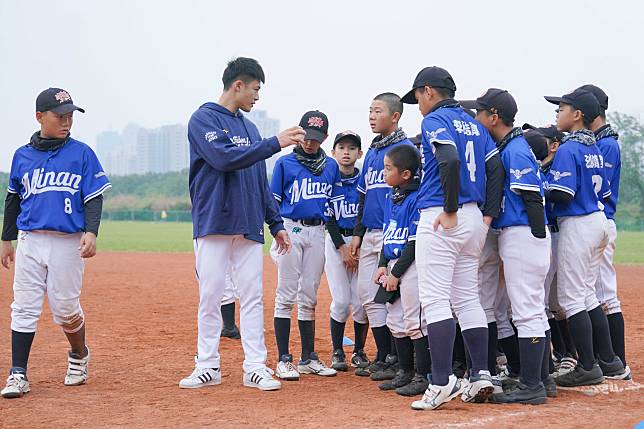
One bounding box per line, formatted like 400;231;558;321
349;93;414;380
462;89;552;404
401;67;505;410
271;110;340;380
181;57;304;392
372;144;431;397
543;88;624;387
1;88;111;398
324;131;371;371
578;85;630;380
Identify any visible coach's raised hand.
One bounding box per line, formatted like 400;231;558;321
277;126;305;148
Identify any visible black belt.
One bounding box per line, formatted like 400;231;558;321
292;218;324;226
549;224;559;233
339;228;354;237
366;228;383;233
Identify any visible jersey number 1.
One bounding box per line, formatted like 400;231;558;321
465;140;476;182
64;198;72;214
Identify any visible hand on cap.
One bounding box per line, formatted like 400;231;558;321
277;126;306;148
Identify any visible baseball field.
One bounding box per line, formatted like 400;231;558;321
0;221;642;428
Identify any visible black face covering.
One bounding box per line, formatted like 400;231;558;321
29;131;70;151
390;176;421;204
293;145;327;176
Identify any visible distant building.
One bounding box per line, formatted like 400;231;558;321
96;123;188;176
246;110;282;175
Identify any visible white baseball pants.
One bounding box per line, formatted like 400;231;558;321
595;218;621;314
356;229;387;328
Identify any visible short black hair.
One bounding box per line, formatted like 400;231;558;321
599;108;606;120
374;92;403;117
500;116;514;127
385;144;421;176
222;57;265;90
434;86;455;99
582;116;593;128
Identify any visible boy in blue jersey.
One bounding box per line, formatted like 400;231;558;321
543;88;624;387
401;67;505;411
271;111;340;380
349;93;415;380
372;144;431;397
1;88;111;398
181;58;304;392
577;85;630;381
462;89;552;404
324;131;370;371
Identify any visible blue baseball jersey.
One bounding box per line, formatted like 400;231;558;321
418;106;498;210
7;138;111;234
493;135;547;229
326;170;360;230
547;139;611;218
271;152;340;221
357;139;415;229
382;190;420;260
540;161;557;226
596;135;621;220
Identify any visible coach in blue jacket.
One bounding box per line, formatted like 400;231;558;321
180;57;304;392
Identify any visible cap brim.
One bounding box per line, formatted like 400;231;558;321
522;122;537;131
304;128;326;143
50;104;85;114
544;96;565;106
401;88;418;104
334;134;361;148
459;100;486;110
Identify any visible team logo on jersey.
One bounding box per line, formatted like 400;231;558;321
510;167;533;180
364;166;389;190
289;178;333;204
94;172;106;179
328;195;359;220
550;170;572;181
584;154;603;169
205;131;217;142
383;220;409;245
452;120;481;136
54;90;71;103
20;168;81;199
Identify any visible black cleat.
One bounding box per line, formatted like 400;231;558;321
491;382;547;405
379;369;414;391
555;364;604;387
370;354;398;381
356;360;385;377
598;356;625;377
350;349;370;369
331;349;348;372
543;375;557;398
395;373;429;397
221;325;241;339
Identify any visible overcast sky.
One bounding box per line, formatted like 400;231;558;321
1;0;642;172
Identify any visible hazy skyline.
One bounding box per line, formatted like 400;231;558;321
1;0;643;172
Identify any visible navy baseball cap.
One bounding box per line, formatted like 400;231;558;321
299;110;328;142
36;88;85;114
523;129;549;161
544;88;600;121
522;123;565;142
333;130;361;149
460;88;518;122
577;84;608;110
401;66;457;104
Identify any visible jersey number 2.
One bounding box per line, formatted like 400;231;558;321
591;175;604;210
465;140;476;182
64;198;72;214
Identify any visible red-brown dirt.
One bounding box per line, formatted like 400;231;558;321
0;253;642;428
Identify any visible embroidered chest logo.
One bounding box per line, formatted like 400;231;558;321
289;178;332;204
21;168;82;199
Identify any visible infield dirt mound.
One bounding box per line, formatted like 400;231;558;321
0;253;642;428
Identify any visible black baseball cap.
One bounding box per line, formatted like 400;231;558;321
577;84;608;110
36;88;85;114
299;110;328;142
409;133;422;148
522;123;565;142
333;130;361;149
544;88;600;121
523;129;549;162
401;66;456;104
460;88;518;122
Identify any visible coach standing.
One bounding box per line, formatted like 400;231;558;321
180;57;305;391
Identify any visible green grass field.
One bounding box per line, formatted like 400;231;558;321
1;220;642;264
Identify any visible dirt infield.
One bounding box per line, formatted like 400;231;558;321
0;253;642;428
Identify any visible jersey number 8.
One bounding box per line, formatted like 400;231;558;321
64;197;72;214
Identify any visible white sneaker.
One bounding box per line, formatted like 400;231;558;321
298;353;337;377
179;362;221;389
243;367;282;391
1;371;30;398
65;347;90;386
276;354;300;381
411;375;463;410
461;370;494;403
605;365;632;380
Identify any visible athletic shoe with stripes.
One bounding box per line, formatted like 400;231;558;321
243;367;281;391
555;357;577;377
461;370;494;403
298;352;337;377
64;347;90;386
605;365;632;380
179;364;221;389
1;369;30;399
411;374;464;410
